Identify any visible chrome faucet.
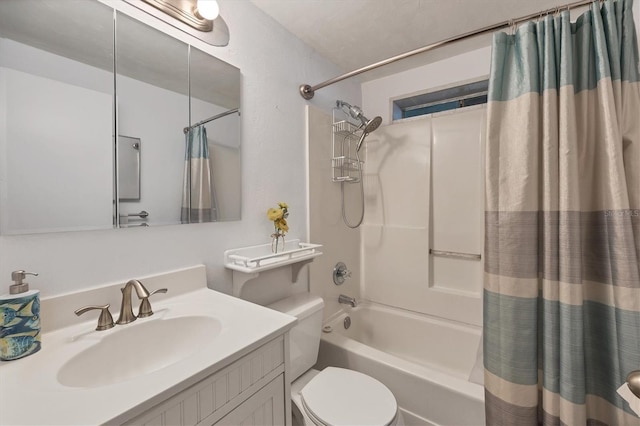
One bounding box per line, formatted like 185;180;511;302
116;279;150;325
338;294;357;307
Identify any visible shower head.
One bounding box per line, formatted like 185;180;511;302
336;100;382;152
355;116;382;152
363;115;382;134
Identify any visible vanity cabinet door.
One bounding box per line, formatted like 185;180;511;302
123;335;286;426
215;376;285;426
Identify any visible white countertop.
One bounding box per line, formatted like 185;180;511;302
0;284;296;425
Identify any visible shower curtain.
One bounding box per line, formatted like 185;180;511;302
484;0;640;424
181;125;217;223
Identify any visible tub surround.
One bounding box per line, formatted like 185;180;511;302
0;265;296;425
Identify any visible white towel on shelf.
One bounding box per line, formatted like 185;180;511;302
617;382;640;417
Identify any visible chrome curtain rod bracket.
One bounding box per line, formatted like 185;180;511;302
298;0;595;100
183;108;240;134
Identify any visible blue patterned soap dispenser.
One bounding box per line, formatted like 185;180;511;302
0;270;41;361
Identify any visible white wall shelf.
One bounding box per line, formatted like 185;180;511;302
224;240;323;297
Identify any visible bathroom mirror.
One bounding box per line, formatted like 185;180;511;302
0;0;115;234
189;47;241;221
116;11;189;227
0;0;242;235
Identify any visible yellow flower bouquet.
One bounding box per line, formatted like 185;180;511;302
267;202;289;253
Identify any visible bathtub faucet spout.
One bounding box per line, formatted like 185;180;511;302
338;294;357;307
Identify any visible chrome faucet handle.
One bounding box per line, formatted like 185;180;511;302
75;304;115;331
137;288;168;318
333;262;352;285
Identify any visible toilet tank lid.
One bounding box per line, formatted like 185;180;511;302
267;293;324;319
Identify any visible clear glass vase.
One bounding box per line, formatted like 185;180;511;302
271;234;285;253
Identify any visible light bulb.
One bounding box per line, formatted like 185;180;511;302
196;0;219;20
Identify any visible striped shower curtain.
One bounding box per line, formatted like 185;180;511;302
181;125;216;223
484;0;640;424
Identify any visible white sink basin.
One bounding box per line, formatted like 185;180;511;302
57;315;221;388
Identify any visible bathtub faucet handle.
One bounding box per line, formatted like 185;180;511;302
333;262;352;285
339;268;352;279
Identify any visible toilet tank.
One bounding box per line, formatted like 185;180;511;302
268;293;324;381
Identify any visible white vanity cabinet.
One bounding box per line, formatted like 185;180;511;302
124;335;288;426
0;267;297;425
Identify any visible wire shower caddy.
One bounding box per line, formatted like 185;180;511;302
332;108;363;183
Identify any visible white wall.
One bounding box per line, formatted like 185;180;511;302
116;74;188;226
0;0;361;301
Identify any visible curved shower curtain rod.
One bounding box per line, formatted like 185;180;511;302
299;0;598;100
183;108;240;134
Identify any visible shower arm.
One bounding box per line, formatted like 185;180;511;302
299;0;596;100
336;101;366;125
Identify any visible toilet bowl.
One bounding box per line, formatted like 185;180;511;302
268;294;403;426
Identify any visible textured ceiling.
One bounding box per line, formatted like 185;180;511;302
251;0;584;81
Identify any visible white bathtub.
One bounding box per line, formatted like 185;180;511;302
315;302;485;426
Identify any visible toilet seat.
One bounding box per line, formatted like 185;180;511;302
300;367;398;426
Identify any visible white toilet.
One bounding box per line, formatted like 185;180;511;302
268;293;403;426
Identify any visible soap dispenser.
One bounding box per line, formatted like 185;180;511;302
0;271;41;360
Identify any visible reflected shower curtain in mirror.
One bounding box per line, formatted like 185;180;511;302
484;0;640;424
181;126;217;223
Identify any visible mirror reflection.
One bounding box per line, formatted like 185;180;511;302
0;0;114;234
117;136;141;201
0;0;242;235
116;11;189;228
186;47;241;222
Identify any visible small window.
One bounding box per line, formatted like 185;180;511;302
393;80;488;120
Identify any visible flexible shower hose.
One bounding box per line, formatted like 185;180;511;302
341;149;365;228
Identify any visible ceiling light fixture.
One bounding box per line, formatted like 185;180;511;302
195;0;219;21
141;0;219;32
